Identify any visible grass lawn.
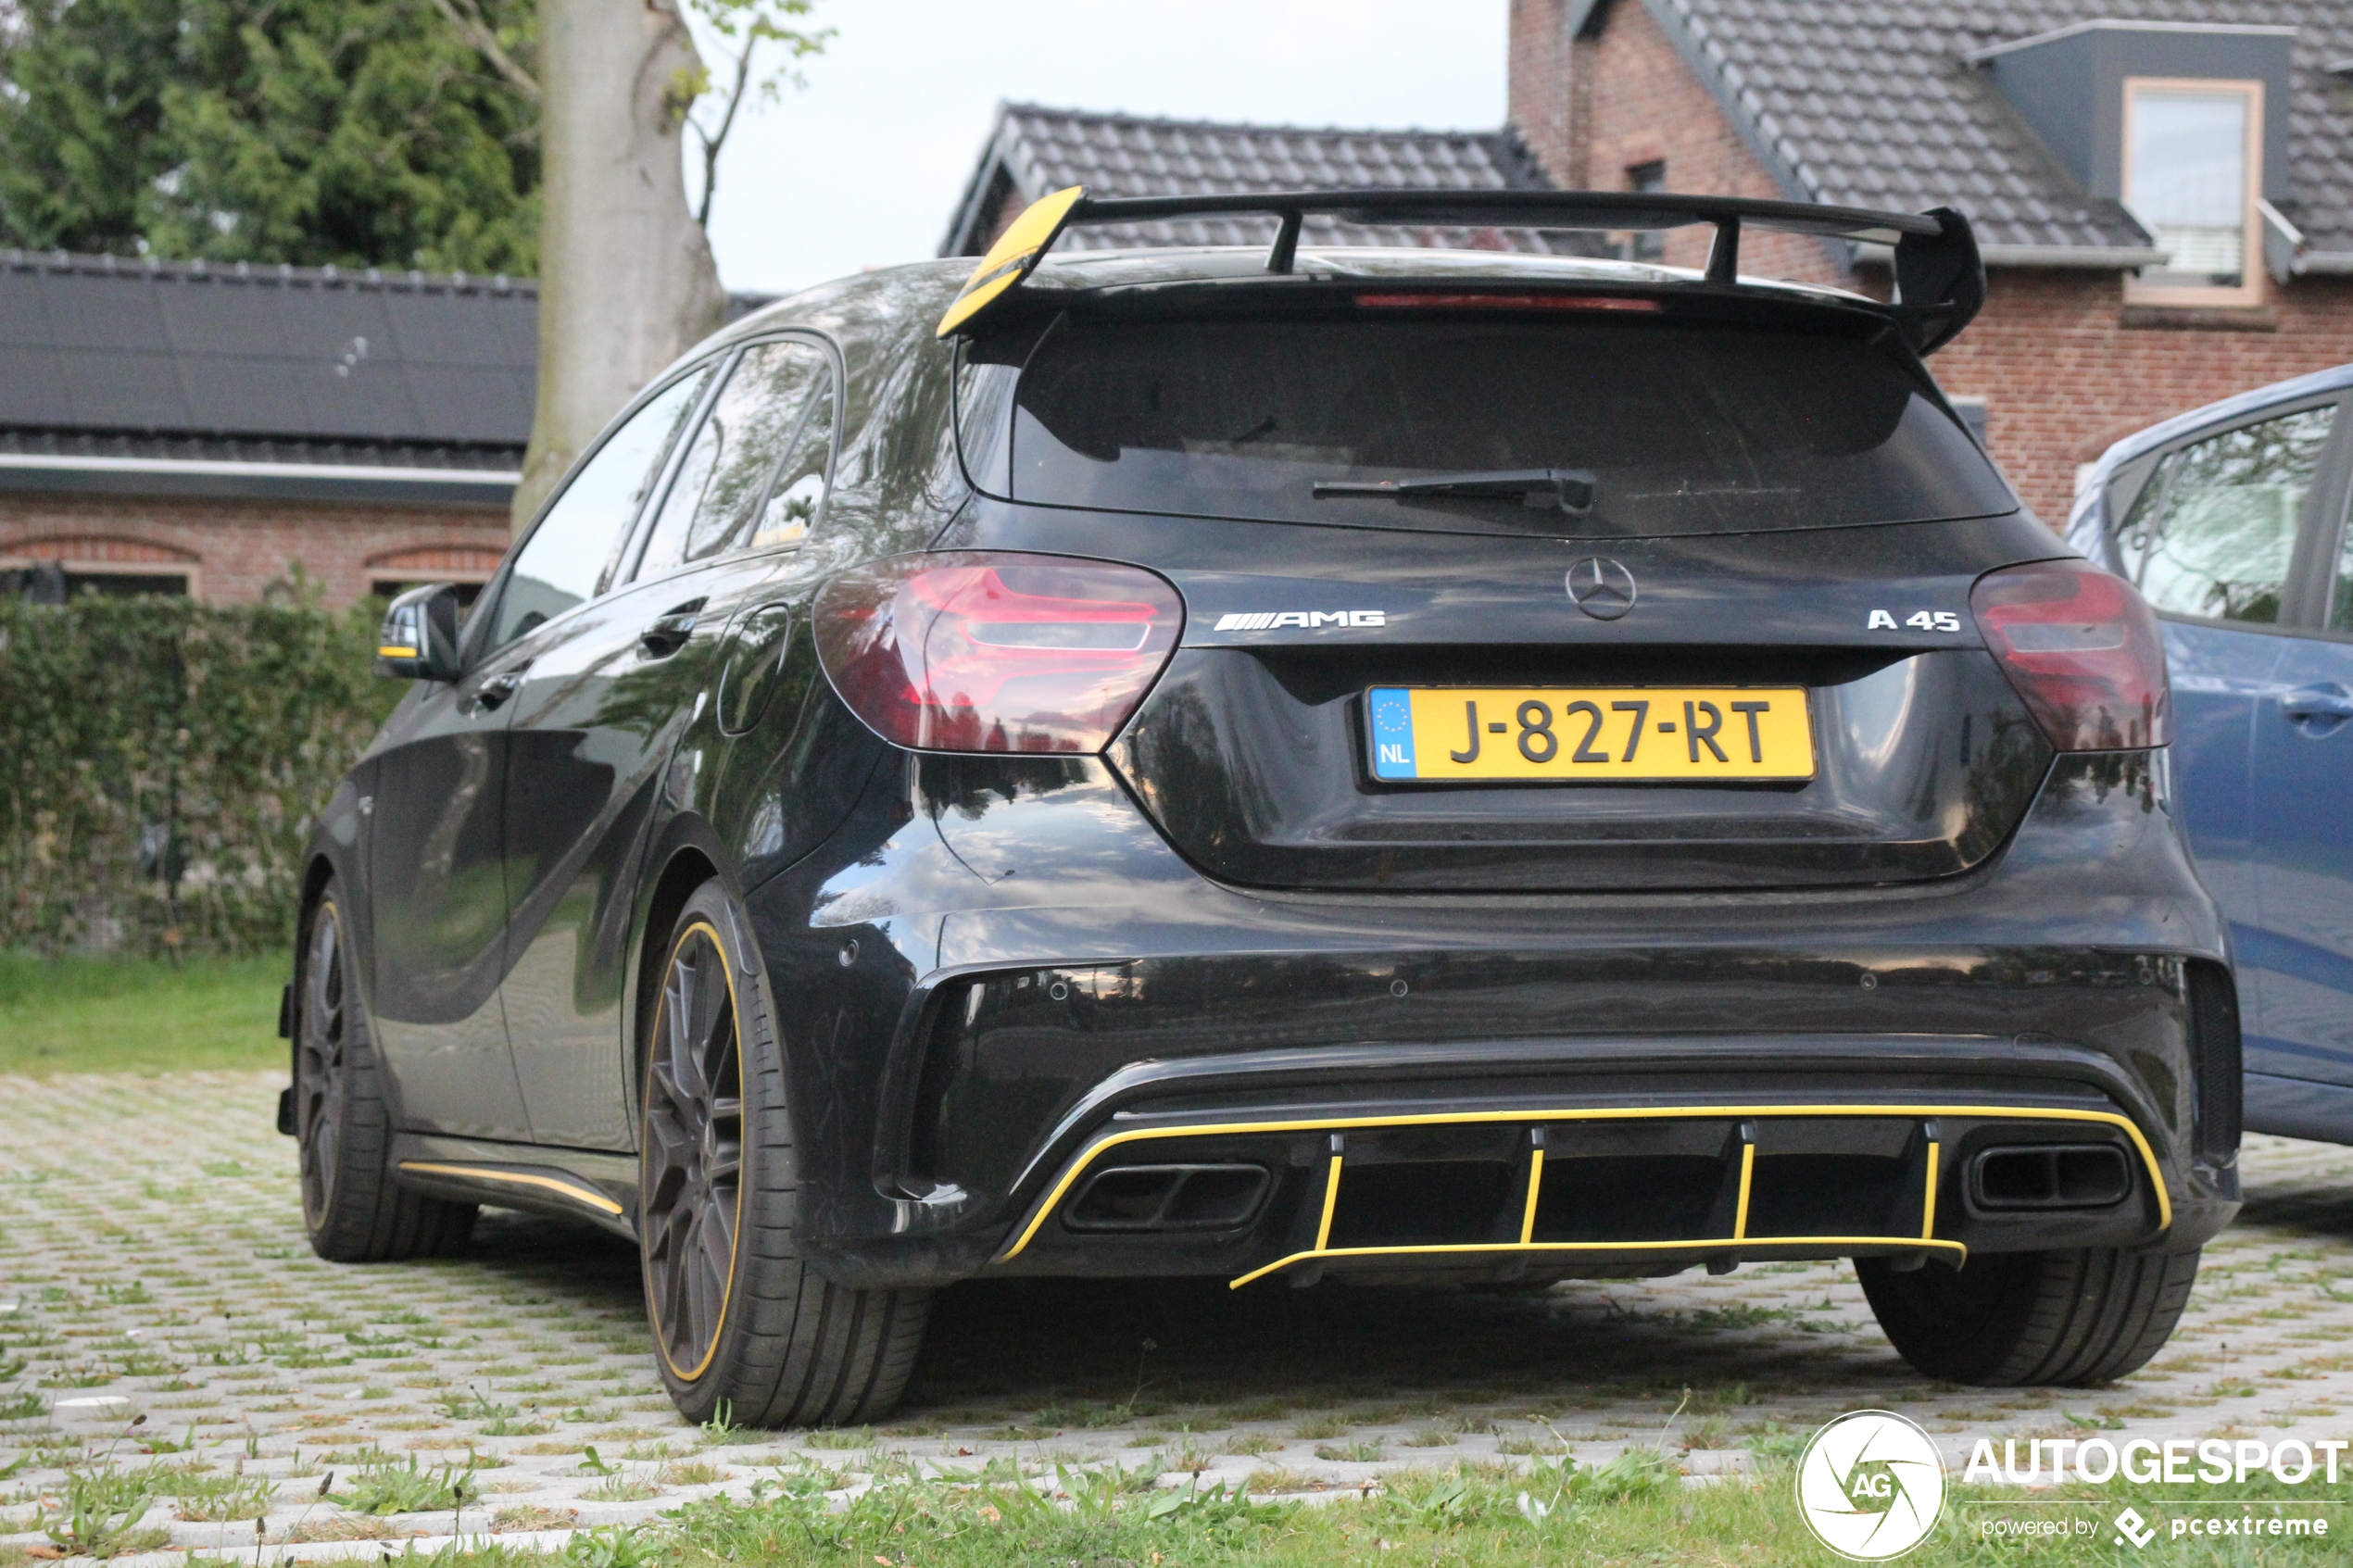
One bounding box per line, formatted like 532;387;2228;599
594;1466;2337;1567
1;1464;2305;1568
0;950;286;1073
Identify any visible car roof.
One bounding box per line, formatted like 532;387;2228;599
2093;362;2353;472
2066;359;2353;548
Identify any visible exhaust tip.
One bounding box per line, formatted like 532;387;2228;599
1969;1144;2132;1211
1065;1163;1272;1233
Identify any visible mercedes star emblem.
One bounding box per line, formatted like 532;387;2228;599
1566;557;1638;621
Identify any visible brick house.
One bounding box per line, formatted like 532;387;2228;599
1;253;534;605
949;1;2353;524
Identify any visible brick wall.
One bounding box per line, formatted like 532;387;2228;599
1927;270;2353;522
1559;2;1845;285
0;495;510;605
1507;0;1575;182
1512;0;2353;525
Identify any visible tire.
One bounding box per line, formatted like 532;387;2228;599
1857;1246;2199;1386
637;879;931;1427
295;883;478;1262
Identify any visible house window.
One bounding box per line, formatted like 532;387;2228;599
3;561;189;601
2123;79;2263;307
1625;160;1667;262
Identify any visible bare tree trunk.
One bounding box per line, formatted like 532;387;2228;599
514;0;728;533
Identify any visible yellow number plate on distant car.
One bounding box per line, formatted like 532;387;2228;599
1367;687;1815;783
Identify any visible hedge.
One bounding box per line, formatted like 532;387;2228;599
0;596;398;957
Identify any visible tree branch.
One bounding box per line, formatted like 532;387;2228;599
693;41;757;229
429;0;541;104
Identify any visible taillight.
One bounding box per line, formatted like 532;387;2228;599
1969;558;2171;751
813;552;1184;753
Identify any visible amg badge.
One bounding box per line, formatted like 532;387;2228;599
1213;609;1387;632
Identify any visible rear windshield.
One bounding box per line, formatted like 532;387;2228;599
984;314;2013;535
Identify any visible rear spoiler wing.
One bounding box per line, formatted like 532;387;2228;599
937;186;1986;355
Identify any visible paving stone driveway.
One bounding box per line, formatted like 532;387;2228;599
4;1072;2352;1554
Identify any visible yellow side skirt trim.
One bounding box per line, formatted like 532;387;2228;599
998;1101;2171;1264
396;1161;624;1217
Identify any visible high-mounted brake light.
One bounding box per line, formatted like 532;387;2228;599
1353;292;1662;312
1969;558;2171;751
814;552;1184;753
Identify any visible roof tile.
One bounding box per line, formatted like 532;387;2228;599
941;104;1599;257
1665;0;2353;254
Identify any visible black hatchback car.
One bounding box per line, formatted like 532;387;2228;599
285;189;2239;1426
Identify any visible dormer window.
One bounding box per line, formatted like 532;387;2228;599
2124;79;2264;307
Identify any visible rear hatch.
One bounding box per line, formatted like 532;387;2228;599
955;292;2058;894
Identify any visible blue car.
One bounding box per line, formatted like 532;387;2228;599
2070;368;2353;1145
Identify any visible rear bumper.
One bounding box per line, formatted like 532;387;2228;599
737;748;2239;1288
965;1039;2208;1288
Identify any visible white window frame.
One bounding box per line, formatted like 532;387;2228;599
2123;76;2265;309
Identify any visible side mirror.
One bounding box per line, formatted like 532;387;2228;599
376;583;464;681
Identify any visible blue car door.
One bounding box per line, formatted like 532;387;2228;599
2106;395;2347;1115
2246;401;2353;1108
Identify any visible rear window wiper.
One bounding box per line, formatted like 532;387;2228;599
1313;467;1597;515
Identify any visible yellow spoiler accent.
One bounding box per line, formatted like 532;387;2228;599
937;185;1087;337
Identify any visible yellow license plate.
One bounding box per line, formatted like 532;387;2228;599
1367;686;1815;782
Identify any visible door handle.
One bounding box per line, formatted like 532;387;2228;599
639;598;708;659
2281;684;2353;727
468;670;526;713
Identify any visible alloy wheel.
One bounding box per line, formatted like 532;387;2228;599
296;902;350;1226
642;922;747;1381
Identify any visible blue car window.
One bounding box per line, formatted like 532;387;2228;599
2118;407;2334;625
2334;503;2353;633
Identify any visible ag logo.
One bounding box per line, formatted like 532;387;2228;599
1795;1410;1945;1560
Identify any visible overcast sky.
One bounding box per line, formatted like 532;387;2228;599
694;0;1510;296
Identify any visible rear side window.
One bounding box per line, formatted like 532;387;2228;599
991;316;2011;535
630;338;836;581
2116;406;2335;625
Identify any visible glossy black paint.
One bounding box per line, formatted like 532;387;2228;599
497;567;713;1150
724;745;2233;1286
366;660;532;1140
296;250;2239;1295
1118;645;2045;892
